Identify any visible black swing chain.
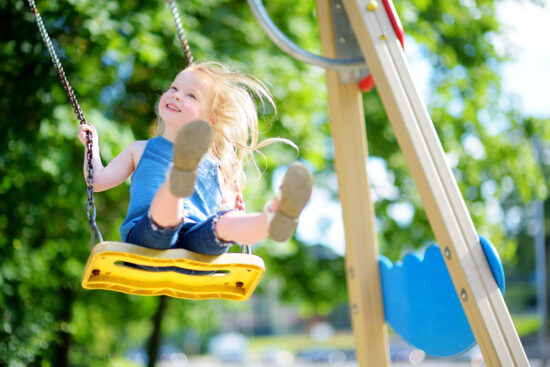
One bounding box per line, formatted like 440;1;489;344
28;0;103;247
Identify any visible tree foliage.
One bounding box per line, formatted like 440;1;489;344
1;0;549;365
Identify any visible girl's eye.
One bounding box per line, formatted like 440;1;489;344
170;86;178;91
187;93;197;100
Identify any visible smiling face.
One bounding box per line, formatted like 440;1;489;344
158;69;214;135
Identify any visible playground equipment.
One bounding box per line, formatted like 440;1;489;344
28;0;265;302
249;0;530;365
82;242;264;301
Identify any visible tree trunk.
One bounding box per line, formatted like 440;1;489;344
51;285;73;367
147;296;168;367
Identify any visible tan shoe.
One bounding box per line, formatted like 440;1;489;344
169;120;213;197
268;162;313;242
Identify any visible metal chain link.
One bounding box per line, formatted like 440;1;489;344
166;0;194;67
28;0;103;246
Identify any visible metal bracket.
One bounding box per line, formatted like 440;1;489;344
331;0;371;84
248;0;368;71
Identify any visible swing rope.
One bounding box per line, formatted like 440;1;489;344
27;0;103;246
166;0;194;67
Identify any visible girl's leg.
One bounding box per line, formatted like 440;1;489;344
149;182;185;227
126;209;181;250
150;119;212;228
177;211;235;255
170;120;213;197
216;162;313;244
215;210;270;245
178;162;313;253
178;210;271;252
125;179;182;250
267;162;313;242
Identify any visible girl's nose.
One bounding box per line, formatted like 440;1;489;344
173;94;181;101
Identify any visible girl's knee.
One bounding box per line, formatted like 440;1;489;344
212;209;239;243
127;213;181;250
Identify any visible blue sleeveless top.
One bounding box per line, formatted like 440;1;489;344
120;136;222;242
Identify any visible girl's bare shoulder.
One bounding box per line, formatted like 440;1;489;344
128;140;148;167
129;140;148;150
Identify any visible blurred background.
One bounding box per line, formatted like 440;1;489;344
1;0;549;366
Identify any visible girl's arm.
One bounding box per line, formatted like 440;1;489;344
77;124;140;192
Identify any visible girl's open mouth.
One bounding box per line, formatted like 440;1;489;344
166;103;181;112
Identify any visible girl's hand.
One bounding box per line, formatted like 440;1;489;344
235;190;245;211
77;124;99;148
232;179;245;211
219;179;246;211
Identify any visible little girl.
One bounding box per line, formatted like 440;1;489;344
77;61;313;256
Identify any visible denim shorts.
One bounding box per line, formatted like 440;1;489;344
125;210;235;274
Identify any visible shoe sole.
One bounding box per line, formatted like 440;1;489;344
268;162;313;242
169;120;212;197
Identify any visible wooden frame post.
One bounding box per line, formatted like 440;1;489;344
316;1;391;366
338;0;529;364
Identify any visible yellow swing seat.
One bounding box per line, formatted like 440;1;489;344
81;241;265;301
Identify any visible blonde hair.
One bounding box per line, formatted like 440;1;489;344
156;61;295;191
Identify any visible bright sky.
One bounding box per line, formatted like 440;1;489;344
498;0;550;116
295;0;550;255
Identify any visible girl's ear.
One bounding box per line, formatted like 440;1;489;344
209;117;216;126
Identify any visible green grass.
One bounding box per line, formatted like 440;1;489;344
249;332;355;354
107;356;142;367
512;313;541;338
249;313;542;355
